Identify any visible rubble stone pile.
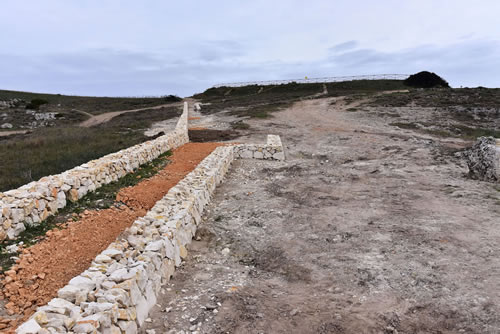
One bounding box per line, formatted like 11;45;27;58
0;99;23;109
465;137;500;182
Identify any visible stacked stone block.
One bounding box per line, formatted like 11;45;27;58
15;134;286;333
232;134;285;160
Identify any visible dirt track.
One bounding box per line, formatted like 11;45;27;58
79;102;182;127
142;97;500;333
0;130;28;137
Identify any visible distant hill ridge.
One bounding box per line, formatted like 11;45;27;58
213;74;410;88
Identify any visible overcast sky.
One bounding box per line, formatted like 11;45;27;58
1;1;499;97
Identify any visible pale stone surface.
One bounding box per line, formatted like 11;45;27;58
58;285;85;303
69;276;96;291
95;254;113;263
15;318;42;334
73;322;98;333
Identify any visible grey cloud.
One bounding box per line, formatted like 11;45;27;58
1;39;499;97
328;41;359;53
196;40;246;62
325;39;500;87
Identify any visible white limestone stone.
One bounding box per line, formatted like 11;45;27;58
58;285;86;303
69;276;96;291
15;318;41;334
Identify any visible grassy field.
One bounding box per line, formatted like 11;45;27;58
0;127;144;191
0;104;181;191
0;89;179;115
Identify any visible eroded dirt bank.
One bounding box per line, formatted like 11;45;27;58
0;142;222;332
143;98;500;333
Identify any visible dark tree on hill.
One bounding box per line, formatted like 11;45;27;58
404;71;450;88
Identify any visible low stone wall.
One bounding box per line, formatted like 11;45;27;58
16;136;285;334
17;145;234;334
233;134;285;160
465;137;500;182
0;103;189;242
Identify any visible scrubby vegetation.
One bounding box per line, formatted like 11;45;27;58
163;95;182;102
365;87;500;141
404;71;449;88
193;79;406;118
325;79;407;96
0;127;145;191
25;98;49;110
193;82;323;118
0;89;175;115
97;105;182;129
366;87;500;108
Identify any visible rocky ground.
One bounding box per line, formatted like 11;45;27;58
142;96;500;333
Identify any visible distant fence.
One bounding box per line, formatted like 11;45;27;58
213;74;410;88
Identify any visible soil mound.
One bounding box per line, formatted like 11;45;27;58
404;71;449;88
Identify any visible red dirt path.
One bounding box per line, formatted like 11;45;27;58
0;142;222;332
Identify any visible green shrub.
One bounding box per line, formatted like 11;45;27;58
26;98;49;110
404;71;449;88
163;95;182;102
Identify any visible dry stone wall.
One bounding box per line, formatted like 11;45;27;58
15;135;285;334
233;134;285;160
0;103;189;242
16;146;235;334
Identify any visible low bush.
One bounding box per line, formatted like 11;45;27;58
163;95;182;102
404;71;449;88
25;98;49;110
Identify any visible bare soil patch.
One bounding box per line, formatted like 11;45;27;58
188;129;241;143
142;96;500;334
0;130;28;138
0;142;222;333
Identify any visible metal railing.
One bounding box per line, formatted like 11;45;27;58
213;74;410;88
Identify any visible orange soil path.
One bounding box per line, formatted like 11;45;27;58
0;142;222;332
